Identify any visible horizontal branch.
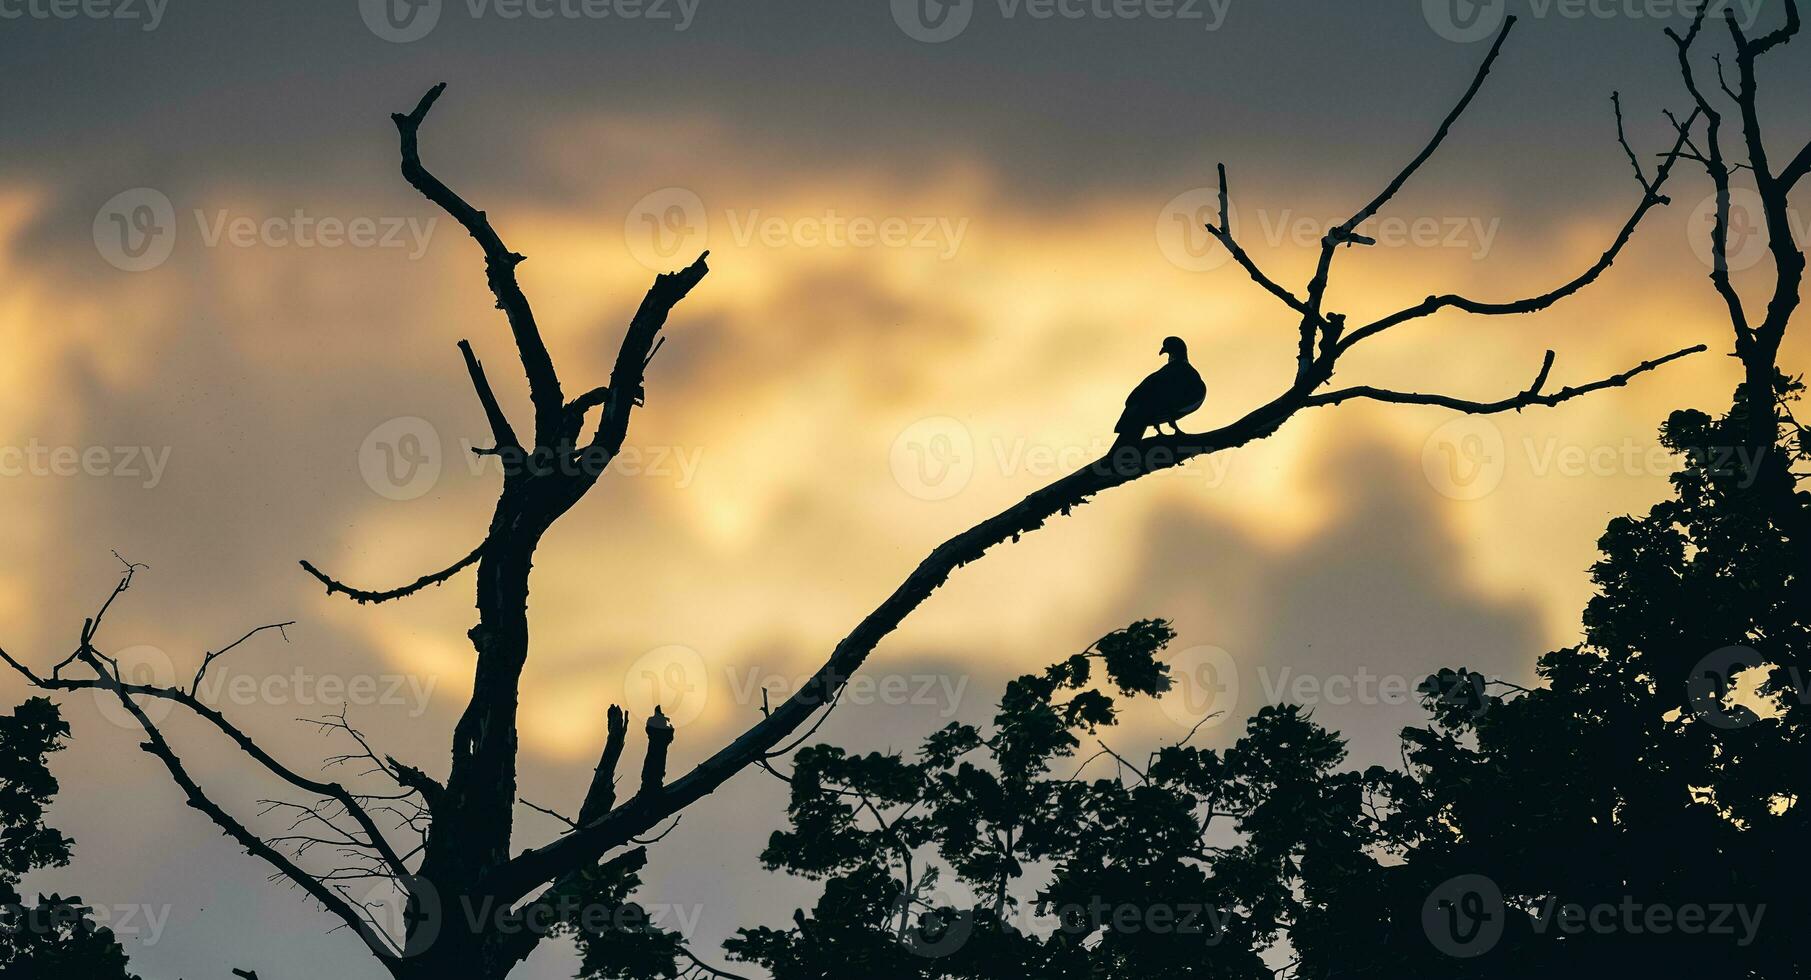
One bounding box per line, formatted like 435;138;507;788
1304;344;1705;413
298;542;484;605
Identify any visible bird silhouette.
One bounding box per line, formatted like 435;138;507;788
1113;336;1205;447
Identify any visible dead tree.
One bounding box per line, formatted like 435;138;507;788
1664;0;1808;518
2;17;1709;980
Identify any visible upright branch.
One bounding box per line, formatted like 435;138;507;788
1666;0;1806;498
1292;15;1518;376
393;83;563;445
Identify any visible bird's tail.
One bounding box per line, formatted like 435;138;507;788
1112;406;1140;449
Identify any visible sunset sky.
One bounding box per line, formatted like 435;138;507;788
1;1;1807;976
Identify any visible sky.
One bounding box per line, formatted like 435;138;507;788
1;1;1807;977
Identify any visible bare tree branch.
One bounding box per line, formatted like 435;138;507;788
1721;2;1808;356
1338;102;1700;350
638;707;674;796
2;585;413;887
81;645;401;961
1202;163;1314;318
1741;0;1801;54
460;338;520;451
578;705;629;824
1611;91;1653;193
1334;17;1518;244
298;542;484;605
1669;2;1751;340
1289;15;1518;373
1304;344;1706;413
393;82;564;443
582;255;711;462
1780;137;1811;191
192;621;293;692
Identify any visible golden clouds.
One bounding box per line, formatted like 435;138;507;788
0;104;1789;764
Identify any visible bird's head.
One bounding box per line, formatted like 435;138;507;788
1160;336;1188;360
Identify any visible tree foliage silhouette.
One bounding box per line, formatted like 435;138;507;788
0;698;138;980
1294;6;1811;976
1286;385;1808;979
715;621;1370;980
0;13;1711;980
